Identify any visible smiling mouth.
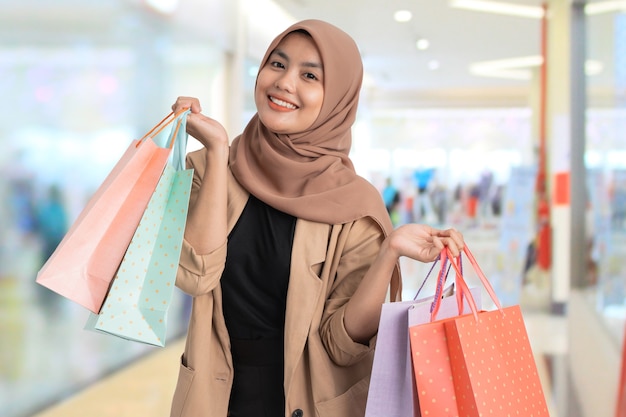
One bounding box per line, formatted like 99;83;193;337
269;96;298;110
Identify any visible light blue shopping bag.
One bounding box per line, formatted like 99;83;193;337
85;110;192;346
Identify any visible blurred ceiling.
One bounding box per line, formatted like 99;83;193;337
270;0;622;107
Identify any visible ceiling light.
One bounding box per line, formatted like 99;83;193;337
470;55;543;80
144;0;179;14
469;55;604;80
416;39;430;50
451;0;626;18
394;10;413;22
585;1;626;15
450;0;544;18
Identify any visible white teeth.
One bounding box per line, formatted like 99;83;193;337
270;96;297;109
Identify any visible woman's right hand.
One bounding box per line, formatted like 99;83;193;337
171;96;229;151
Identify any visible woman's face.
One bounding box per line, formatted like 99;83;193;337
255;32;324;135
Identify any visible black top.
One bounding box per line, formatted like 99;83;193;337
221;194;297;342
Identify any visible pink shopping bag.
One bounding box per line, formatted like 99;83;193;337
36;110;188;313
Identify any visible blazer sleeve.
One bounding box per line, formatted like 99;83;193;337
318;216;385;366
176;238;227;296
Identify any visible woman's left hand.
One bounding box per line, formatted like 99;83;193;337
343;223;464;343
383;224;465;263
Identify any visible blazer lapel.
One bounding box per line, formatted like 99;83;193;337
226;170;248;233
283;220;335;390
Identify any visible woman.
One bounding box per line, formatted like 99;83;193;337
170;19;464;417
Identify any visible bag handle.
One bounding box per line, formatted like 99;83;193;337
457;245;502;310
429;251;466;321
429;246;503;322
136;107;190;148
412;256;448;301
169;109;190;171
135;108;191;171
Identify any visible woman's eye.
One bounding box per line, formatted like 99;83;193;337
271;61;285;69
304;72;318;80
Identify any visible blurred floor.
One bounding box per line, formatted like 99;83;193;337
2;225;573;417
30;339;183;417
0;232;191;417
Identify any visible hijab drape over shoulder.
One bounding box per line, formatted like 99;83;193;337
229;19;392;237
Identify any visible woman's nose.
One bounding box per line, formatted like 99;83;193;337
274;70;296;92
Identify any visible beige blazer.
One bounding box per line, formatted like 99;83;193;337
170;149;388;417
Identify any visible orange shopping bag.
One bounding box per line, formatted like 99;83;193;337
408;252;466;416
36;109;189;313
409;247;550;417
405;285;482;417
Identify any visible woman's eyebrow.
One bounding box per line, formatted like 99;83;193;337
303;60;323;70
272;49;323;70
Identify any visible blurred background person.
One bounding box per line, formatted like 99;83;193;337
33;184;68;313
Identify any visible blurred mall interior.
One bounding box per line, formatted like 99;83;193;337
1;0;625;416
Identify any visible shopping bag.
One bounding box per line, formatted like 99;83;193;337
407;251;469;416
409;247;550;417
84;111;192;346
365;260;479;417
406;287;482;417
364;298;432;417
36;109;189;313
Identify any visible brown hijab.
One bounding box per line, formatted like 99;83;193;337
229;19;392;236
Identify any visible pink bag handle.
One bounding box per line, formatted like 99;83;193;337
428;251;449;320
430;246;502;322
457;245;502;309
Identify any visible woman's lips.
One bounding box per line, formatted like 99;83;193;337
268;95;298;111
